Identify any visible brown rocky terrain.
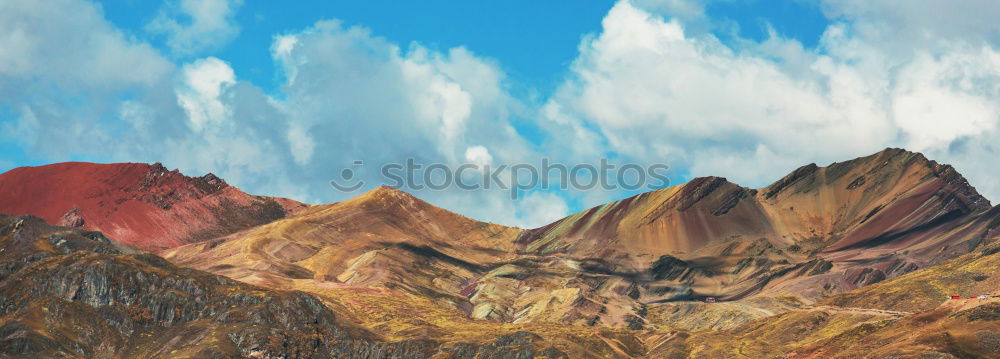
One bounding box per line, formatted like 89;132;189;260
0;214;575;358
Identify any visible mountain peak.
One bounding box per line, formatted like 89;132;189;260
876;146;918;157
762;163;819;199
339;185;455;220
826;147;927;172
676;176;744;211
369;185;407;195
839;148;988;209
758;148;989;210
354;185;420;204
0;162;305;249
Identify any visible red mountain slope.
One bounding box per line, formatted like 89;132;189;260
0;162;306;250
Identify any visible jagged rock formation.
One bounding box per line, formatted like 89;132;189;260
0;162;307;250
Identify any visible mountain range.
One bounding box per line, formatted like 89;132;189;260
0;148;997;358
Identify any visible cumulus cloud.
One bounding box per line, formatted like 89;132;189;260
147;0;243;55
271;21;531;166
464;145;493;166
820;0;1000;52
0;0;172;88
0;0;173;157
176;57;236;132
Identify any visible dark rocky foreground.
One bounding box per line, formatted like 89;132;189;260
0;214;565;358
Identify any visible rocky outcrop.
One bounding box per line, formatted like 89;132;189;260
677;176;730;210
763;163;818;199
57;207;84;228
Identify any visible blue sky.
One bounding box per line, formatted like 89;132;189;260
92;0;830;96
100;1;618;96
2;0;999;227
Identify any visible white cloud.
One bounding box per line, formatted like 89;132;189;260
273;35;298;58
0;0;171;88
269;19;529;166
176;57;236;132
0;0;173;158
155;79;300;202
820;0;1000;52
891;49;1000;151
516;192;570;228
287;123;316;165
464;145;493;166
147;0;243;55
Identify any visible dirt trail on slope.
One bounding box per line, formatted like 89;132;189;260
804;304;913;316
